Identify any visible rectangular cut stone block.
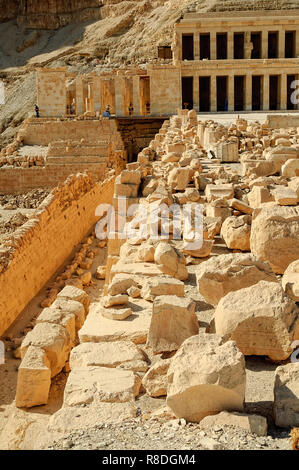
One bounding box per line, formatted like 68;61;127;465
16;346;51;408
141;276;185;301
79;308;151;344
215;142;239;163
205;184;234;202
147;296;199;353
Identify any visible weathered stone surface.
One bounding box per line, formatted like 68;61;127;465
166;333;246;423
21;323;70;377
102;306;132;321
205;184;234;202
147;296;198;353
229;198;253;215
103;294;129;307
107;274;139;296
16;346;51;408
281;159;299;177
168;167;190;191
250;206;299;274
57;286;90;314
154;242;188;280
36;308;76;347
214;281;299;361
141;276;184;301
79;309;151;344
272;186;298;206
203;216;222;239
274;363;299;428
48;403;137;434
142;358;171;397
64;367;141;406
282;259;299;301
220;215;251;251
199;411;267;437
183;239;214;258
69;342;148;372
196;253;277;306
95;265;106;280
247;186;274;209
51;298;85;329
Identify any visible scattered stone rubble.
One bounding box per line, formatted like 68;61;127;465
10;110;299;449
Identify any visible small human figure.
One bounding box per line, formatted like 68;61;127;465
224;99;228;111
35;104;39;118
145;102;150;115
129;103;134;116
183;102;189;109
103;105;111;117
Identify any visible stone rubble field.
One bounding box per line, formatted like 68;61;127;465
1;110;299;450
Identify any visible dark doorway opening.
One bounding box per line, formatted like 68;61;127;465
217;76;228;111
158;46;172;60
182;35;194;60
200;34;211;60
252;76;262;110
285;31;296;58
234;33;244;59
234;76;245;111
217;33;227;60
268;32;278;58
199;77;210;112
270;75;279;110
287;74;296;110
251;33;261;59
182;77;193;110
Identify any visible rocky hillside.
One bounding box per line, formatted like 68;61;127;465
0;0;298;145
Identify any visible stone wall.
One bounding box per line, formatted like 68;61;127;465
148;67;181;115
266;114;299;129
0;0;18;22
0;173;115;336
37;69;67;117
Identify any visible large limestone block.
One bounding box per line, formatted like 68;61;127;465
16;346;51;408
110;262;162;281
141;276;184;301
63;367;141;406
79;308;151;344
168;167;190;191
196;253;277;306
147;296;198;353
281;159;299;177
274;363;299;428
142;358;171;397
205;184;234;203
57;286;90;314
69;341;148;372
183;239;214;258
203;216;222;239
220;215;251;251
120;170;141;185
101;306;132;321
250;206;299;274
21;323;70;377
48;402;137;434
51;299;85;329
199;411;267;437
247;186;274;209
36;308;76;347
107;273;139;296
214;281;299;361
282;259;299;301
154;242;188;281
272;186;298;206
166;333;246;423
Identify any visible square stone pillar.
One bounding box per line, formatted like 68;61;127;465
245;74;252;111
227;32;234;60
280;73;287;111
211;75;217;111
263;74;270;111
228;75;234;111
133;75;141;116
262;30;268;59
210;31;217;60
278;30;285;59
115;76;124;117
75;76;84;115
193;75;199;111
93;76;101;114
194;32;200;60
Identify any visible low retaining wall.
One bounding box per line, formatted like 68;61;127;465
0;173;115;335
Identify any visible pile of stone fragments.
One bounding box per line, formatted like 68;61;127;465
13;111;299;448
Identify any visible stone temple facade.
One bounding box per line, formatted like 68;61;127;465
37;10;299;117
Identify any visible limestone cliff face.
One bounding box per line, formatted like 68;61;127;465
0;0;102;29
